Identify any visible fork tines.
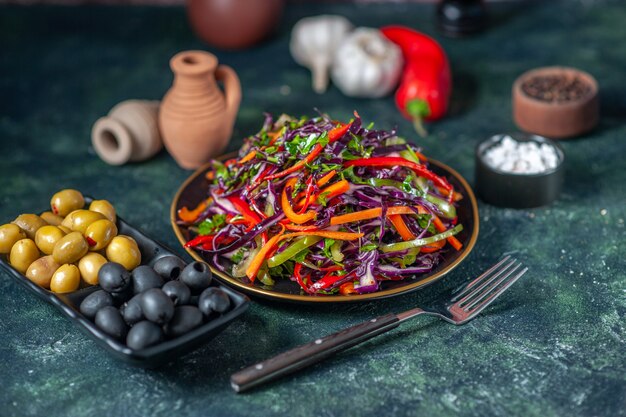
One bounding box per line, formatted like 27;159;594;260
453;255;528;312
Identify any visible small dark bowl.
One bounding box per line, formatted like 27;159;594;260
475;133;565;208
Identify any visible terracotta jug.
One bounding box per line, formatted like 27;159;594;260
91;100;162;165
159;50;241;169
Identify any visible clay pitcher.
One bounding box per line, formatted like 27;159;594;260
159;50;241;169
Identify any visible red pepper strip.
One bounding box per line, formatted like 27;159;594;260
432;216;463;251
185;234;214;248
297;176;316;214
226;196;262;226
224;158;237;167
264;122;353;181
282;178;317;224
344;157;452;192
388;214;416;241
318;265;343;272
310;272;352;293
246;225;285;281
293;263;313;294
177;198;211;223
339;282;357;295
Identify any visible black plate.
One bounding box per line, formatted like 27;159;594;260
171;156;480;304
0;203;249;368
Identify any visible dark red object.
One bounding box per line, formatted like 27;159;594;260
186;0;284;50
381;26;452;136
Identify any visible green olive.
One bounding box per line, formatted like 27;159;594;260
61;210;105;234
52;232;88;264
40;211;64;226
9;239;40;274
89;200;116;223
35;225;66;255
58;225;72;234
0;224;27;254
78;252;107;285
50;264;81;293
105;235;141;270
12;214;48;240
50;189;85;217
85;219;118;251
25;255;60;289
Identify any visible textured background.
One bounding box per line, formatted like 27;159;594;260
0;1;625;416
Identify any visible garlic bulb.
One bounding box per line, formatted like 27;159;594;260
290;15;353;94
331;28;403;98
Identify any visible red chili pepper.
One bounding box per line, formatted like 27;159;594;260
344;156;452;192
381;26;451;136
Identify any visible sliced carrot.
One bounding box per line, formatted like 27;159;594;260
282;178;317;224
284;224;320;232
329;206;427;226
278;230;363;242
388;214;415;241
315;179;349;203
339;282;357;295
432;216;463;251
238;150;257;165
177;198;212;223
267;127;285;147
316;170;337;188
419;238;446;253
245;225;285;281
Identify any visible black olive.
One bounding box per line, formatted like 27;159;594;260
198;287;231;316
131;265;163;294
94;306;128;340
153;255;186;281
110;287;133;305
120;294;144;325
180;261;212;294
79;290;113;320
161;280;191;306
126;321;163;350
164;306;203;338
139;288;175;325
98;262;131;294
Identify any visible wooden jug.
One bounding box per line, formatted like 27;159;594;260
159;50;241;169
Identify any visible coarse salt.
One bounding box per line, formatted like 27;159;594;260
483;135;559;174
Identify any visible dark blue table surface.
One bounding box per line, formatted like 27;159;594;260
0;2;625;416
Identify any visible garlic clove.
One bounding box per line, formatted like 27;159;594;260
289;15;353;94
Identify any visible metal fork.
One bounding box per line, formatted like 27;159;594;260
230;255;528;393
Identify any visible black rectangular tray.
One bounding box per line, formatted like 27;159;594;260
0;210;250;368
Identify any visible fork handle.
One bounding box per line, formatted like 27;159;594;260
230;313;400;393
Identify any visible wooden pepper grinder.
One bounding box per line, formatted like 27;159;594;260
437;0;487;37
